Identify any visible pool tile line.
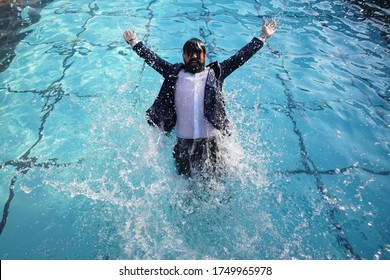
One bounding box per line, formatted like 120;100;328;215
255;103;389;176
199;0;217;64
3;0;101;160
0;0;101;237
0;158;80;236
0;180;14;236
124;1;364;259
138;0;157;45
183;1;363;259
1;0;159;240
0;83;77;236
276;55;362;259
278;165;390;176
118;0;158;109
318;9;390;125
0;0;55;74
1;0;386;258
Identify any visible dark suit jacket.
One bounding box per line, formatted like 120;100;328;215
132;37;264;134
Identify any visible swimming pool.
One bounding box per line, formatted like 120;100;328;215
0;0;389;260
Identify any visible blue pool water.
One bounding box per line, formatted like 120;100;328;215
0;0;389;260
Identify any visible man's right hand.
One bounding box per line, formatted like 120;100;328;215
124;30;138;47
260;19;277;40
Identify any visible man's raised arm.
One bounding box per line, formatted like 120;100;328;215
123;29;173;77
220;19;277;80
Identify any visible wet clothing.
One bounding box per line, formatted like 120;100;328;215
173;137;220;177
174;68;218;139
131;37;264;175
132;37;264;135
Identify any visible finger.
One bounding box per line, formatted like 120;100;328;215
124;31;132;42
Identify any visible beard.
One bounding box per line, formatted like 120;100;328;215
184;59;205;74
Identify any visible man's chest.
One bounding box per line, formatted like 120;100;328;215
174;69;209;107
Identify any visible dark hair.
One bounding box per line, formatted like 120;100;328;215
182;38;206;54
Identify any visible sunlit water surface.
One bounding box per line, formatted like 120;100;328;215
0;0;389;259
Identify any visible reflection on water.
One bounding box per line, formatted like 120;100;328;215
0;1;55;73
0;0;389;259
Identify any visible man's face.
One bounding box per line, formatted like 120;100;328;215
183;49;206;73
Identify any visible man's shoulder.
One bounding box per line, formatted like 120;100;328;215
170;63;184;75
206;61;222;78
207;61;220;68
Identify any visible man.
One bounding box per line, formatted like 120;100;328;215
123;20;276;177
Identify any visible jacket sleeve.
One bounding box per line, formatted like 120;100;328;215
220;37;264;80
132;41;173;78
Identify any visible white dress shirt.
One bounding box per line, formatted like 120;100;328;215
174;68;217;139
